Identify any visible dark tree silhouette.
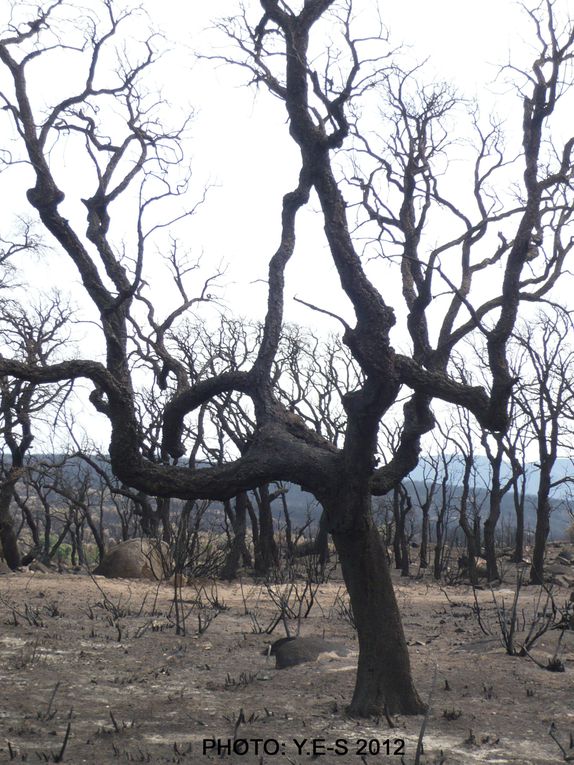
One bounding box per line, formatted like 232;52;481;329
512;311;574;584
0;296;71;568
1;0;573;715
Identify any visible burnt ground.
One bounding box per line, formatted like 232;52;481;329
0;551;573;765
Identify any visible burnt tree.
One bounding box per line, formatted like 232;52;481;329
0;0;573;716
512;311;574;584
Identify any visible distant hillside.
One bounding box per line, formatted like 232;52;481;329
275;481;570;540
13;452;573;539
274;460;573;539
408;455;574;499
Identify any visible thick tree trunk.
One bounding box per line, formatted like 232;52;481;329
0;479;21;569
327;492;424;717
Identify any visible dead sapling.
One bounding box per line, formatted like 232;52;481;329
36;709;73;763
258;579;321;637
524;628;566;672
471;571;560;658
107;614;124;642
187;584;227;636
37;682;60;721
331;586;356;632
224;671;260;690
89;574;134;619
0;594;45;627
549;722;574;762
14;638;41;670
196;607;220;636
109;710;138;733
400;665;440;765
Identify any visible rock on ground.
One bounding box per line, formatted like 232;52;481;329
266;636;350;669
92;538;171;580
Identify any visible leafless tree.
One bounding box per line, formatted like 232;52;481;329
512;310;574;584
0;296;71;568
432;437;460;581
13;458;72;565
408;452;440;570
438;409;484;583
503;410;532;563
481;427;523;581
0;0;573;716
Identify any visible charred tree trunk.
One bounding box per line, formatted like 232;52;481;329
530;465;552;584
42;507;53;563
482;433;512;582
433;453;454;581
327;489;424;716
253;485;279;575
505;444;526;563
222;492;251;579
400;486;411;577
419;503;430;569
314;509;330;566
511;475;526;563
247;495;260;568
83;508;106;564
13;489;40;554
392;485;411;576
483;492;501;581
157;497;171;543
134;492;160;538
279;490;294;560
0;473;21;569
392;487;404;571
457;456;481;585
433;518;443;580
50;517;72;564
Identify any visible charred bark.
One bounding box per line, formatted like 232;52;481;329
326;489;424;716
530;467;552;584
0;476;20;569
222;492;251;579
253;484;279;575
